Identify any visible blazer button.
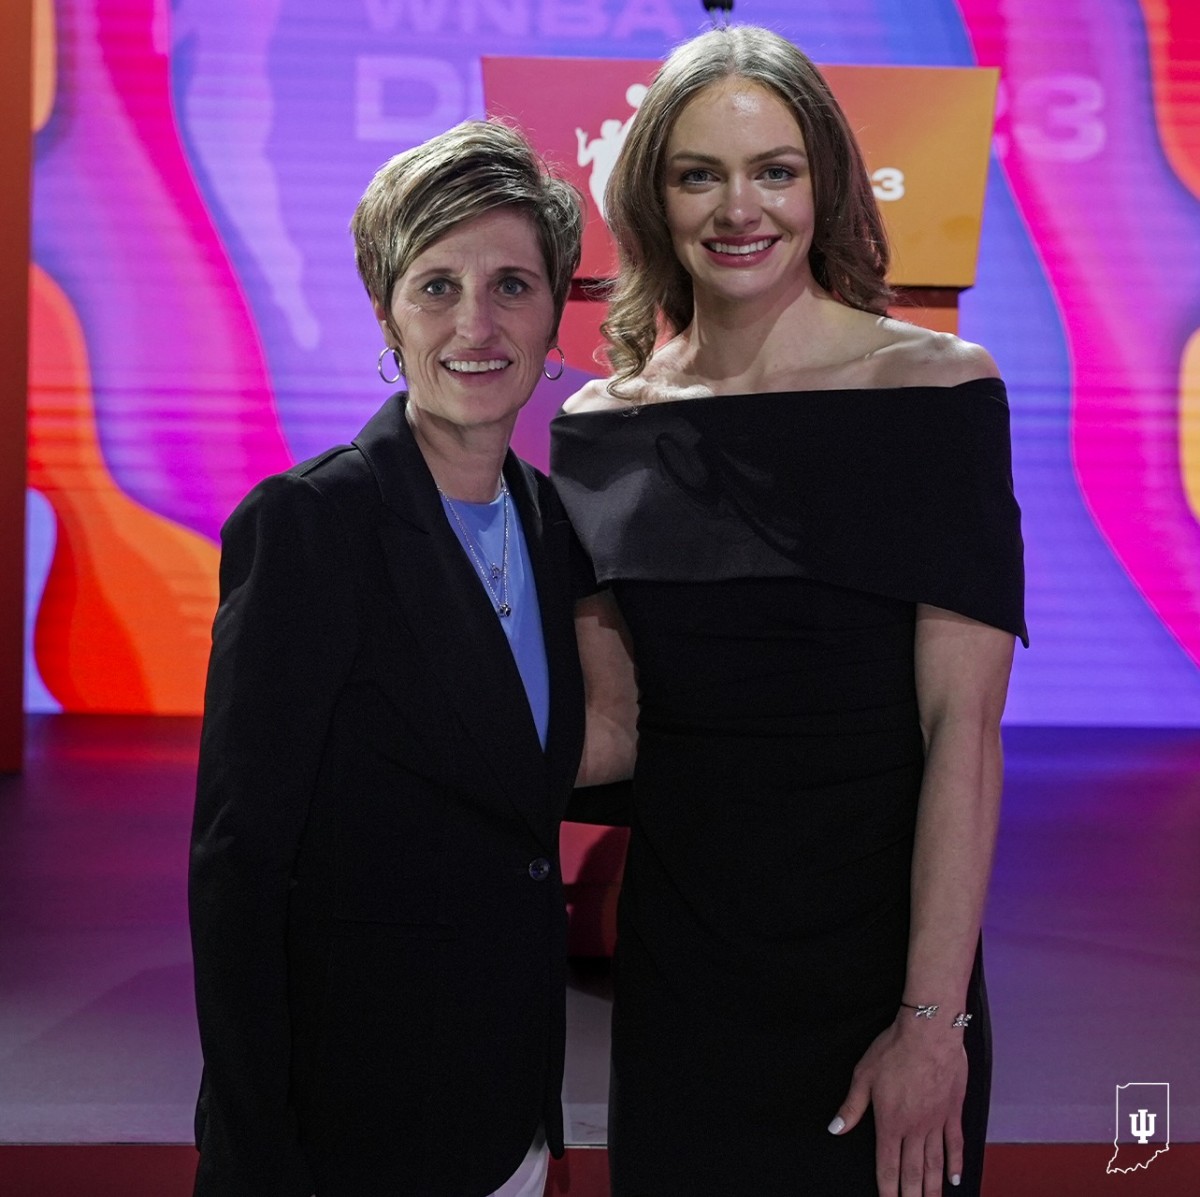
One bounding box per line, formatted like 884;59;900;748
528;857;552;882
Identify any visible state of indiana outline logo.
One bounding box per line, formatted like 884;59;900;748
1106;1082;1170;1173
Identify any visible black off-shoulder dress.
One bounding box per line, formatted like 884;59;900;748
550;380;1026;1197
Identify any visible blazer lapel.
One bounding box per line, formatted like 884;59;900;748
354;396;555;848
506;458;585;816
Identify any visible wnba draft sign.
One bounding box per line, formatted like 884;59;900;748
1107;1082;1170;1173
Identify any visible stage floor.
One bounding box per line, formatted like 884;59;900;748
0;716;1197;1149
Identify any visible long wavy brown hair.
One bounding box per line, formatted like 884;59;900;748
603;26;892;386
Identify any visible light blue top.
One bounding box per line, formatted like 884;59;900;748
439;489;550;750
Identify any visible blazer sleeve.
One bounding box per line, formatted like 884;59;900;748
565;779;633;826
189;471;359;1197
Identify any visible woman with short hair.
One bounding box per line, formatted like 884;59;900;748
190;119;585;1197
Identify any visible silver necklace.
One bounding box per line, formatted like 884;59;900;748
438;480;512;617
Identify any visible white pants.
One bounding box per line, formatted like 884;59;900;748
489;1125;548;1197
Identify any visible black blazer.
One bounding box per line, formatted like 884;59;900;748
189;395;585;1197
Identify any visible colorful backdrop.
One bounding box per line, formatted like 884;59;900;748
25;0;1200;724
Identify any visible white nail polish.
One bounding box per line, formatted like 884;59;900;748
950;1174;961;1186
827;1116;845;1134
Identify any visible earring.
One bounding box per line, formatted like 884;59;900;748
543;345;565;381
377;346;403;384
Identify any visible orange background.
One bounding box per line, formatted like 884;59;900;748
483;57;999;290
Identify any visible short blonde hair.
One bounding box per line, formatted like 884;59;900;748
603;26;892;383
352;120;583;339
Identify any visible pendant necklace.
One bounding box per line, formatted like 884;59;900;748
438;480;512;617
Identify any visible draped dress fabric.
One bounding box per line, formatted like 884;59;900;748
550;381;1026;1196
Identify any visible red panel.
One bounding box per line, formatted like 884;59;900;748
0;0;32;769
1141;0;1200;202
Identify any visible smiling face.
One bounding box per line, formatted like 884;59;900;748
381;207;556;439
663;77;817;313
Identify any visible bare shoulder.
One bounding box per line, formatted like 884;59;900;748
921;332;1001;387
560;377;628;415
869;320;1000;389
561;360;713;412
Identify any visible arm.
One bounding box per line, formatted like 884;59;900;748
190;473;357;1196
831;605;1014;1197
573;589;638;789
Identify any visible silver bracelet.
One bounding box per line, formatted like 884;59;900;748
899;1001;973;1029
899;1001;939;1019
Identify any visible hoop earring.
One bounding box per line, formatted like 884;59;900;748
377;346;403;384
543;345;565;382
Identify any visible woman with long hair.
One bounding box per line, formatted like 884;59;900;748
553;27;1025;1197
